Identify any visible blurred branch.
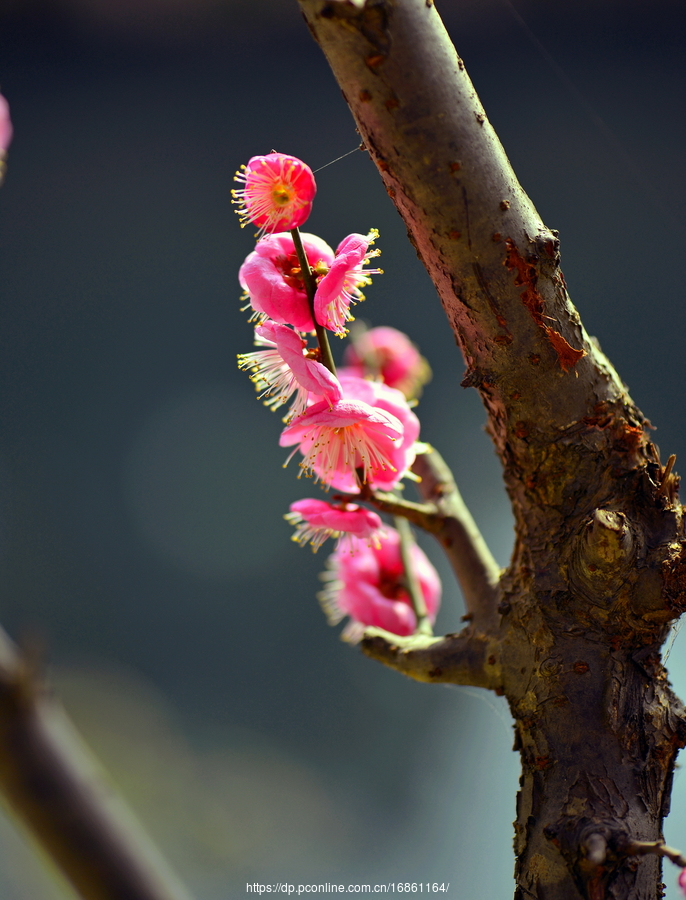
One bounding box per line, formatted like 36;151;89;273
0;626;194;900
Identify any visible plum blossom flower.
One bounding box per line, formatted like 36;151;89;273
232;153;316;235
279;375;419;493
319;525;441;642
279;373;420;492
314;229;382;336
237;321;341;420
343;325;431;399
0;93;12;156
279;393;404;490
280;396;402;488
679;868;686;897
285;499;384;552
240;232;334;332
334;373;420;491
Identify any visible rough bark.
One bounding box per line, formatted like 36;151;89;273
297;1;686;898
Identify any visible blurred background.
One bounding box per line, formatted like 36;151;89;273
0;0;685;896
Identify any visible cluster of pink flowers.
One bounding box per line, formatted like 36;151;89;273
234;151;440;640
234;154;380;338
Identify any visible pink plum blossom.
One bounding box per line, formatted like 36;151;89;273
319;525;441;642
279;395;404;491
679;868;686;897
232;153;316;235
286;499;384;552
240;232;334;332
314;229;382;336
334;373;421;491
279;372;420;493
0;93;11;155
237;321;341;420
344;325;431;399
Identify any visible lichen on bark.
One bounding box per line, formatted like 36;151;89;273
296;1;686;897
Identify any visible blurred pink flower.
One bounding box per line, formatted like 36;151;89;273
240;232;334;332
279;395;404;490
314;229;382;336
0;93;12;155
237;321;341;420
343;325;431;399
679;868;686;897
319;525;441;642
286;498;383;552
232;153;316;235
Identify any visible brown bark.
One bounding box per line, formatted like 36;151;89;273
297;1;686;897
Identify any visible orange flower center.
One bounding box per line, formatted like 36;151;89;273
271;185;293;208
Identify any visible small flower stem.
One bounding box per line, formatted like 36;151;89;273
394;514;433;636
290;227;337;375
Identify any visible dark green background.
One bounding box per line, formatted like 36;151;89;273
0;1;685;897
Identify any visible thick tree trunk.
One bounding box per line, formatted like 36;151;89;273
297;1;686;897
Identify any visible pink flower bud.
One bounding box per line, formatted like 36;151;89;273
343;326;431;399
314;229;382;337
678;867;686;897
232;153;316;235
286;499;383;552
319;526;441;642
239;232;334;333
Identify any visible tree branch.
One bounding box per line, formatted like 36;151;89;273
0;626;194;900
296;0;645;537
298;3;686;898
360;626;502;689
411;448;501;629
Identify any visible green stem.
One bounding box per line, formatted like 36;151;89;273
290;227;337;375
394;514;433;636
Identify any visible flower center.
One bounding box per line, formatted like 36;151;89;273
272;252;305;291
271;185;293;208
378;571;407;601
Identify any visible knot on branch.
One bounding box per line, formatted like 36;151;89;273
569;509;637;606
545;819;632;900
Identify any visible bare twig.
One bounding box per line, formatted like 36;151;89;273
623;840;686;869
361;627;501;689
413;449;501;629
0;626;194;900
394;515;432;635
354;487;438;529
